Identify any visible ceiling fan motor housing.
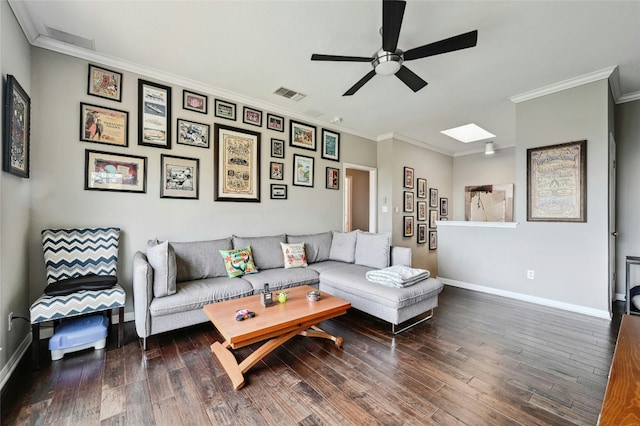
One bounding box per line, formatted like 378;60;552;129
373;49;404;75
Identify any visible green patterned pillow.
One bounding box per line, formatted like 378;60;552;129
219;246;259;278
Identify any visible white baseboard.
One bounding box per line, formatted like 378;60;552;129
0;333;32;391
439;277;612;320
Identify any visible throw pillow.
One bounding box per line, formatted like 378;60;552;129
355;232;391;269
329;230;358;263
287;232;332;263
219;246;259;278
280;242;308;269
147;239;177;298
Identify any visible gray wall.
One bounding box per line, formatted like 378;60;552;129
439;80;611;316
0;0;32;381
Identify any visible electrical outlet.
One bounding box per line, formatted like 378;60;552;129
8;312;13;332
527;270;535;280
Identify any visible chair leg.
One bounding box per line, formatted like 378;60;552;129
118;307;124;347
31;323;40;370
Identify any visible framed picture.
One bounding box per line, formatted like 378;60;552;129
429;231;438;250
271;184;287;200
87;64;122;102
403;191;414;212
138;79;171;149
214;99;236;121
3;75;30;178
267;113;285;132
403;167;414;189
429;210;438;229
84;149;146;193
80;103;128;147
271;138;285;158
417;201;427;221
527;140;587;222
182;90;207;114
290;120;317;151
214;124;261;202
321;129;340;162
160;154;199;199
243;107;262;127
326;167;339;190
417;223;427;244
429;188;438;207
404;216;414;237
292;154;314;187
177;119;210;148
417;178;427;198
440;197;449;216
270;162;284;180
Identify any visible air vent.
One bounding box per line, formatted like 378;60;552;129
273;87;306;102
46;26;95;50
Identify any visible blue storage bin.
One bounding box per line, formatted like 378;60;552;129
48;314;108;360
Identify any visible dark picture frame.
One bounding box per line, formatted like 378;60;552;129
182;90;208;114
214;123;261;202
290;120;317;151
271;184;287;200
177;118;210;148
440;197;449;216
267;113;285;132
160;154;199;199
243;107;262;127
326;167;339;190
292;154;314;187
138;79;171;149
84;149;146;193
404;216;414;237
321;129;340;162
214;99;236;121
3;75;30;178
417;201;427;221
527;140;587;222
429;187;439;207
417;178;427;198
87;64;122;102
417;223;427;244
80;102;129;147
270;161;284;180
404;191;414;212
429;209;438;229
403;166;414;189
271;138;285;158
429;231;438;250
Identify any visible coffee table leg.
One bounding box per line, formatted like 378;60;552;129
299;325;344;348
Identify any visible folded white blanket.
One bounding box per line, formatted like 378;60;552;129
365;265;430;288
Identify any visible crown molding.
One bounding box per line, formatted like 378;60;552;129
509;66;617;104
376;132;452;156
8;0;38;43
618;90;640;104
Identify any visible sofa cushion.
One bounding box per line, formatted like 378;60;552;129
286;232;332;263
241;268;319;293
219;246;259;277
233;234;286;270
171;238;232;282
280;242;308;269
147;240;177;297
329;231;358;263
355;232;391;269
306;260;348;274
149;277;254;317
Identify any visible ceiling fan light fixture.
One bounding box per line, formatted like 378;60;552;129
373;50;403;76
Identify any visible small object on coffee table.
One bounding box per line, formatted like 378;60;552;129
235;309;256;321
261;283;274;307
307;290;321;302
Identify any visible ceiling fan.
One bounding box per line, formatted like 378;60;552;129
311;0;478;96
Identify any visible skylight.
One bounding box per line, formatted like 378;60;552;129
441;123;495;143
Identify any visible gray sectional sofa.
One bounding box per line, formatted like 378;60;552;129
133;231;443;348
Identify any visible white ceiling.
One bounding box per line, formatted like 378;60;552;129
9;0;640;156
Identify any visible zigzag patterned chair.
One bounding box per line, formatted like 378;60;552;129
30;227;126;368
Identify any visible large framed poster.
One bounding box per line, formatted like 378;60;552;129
527;140;586;222
138;79;171;149
2;75;30;178
214;124;261;202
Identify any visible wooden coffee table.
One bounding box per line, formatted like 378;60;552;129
203;285;351;390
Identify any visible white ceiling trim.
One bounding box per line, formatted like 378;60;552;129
509;66;617;104
8;0;37;43
618;91;640;104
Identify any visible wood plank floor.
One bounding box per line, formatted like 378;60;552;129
1;286;622;425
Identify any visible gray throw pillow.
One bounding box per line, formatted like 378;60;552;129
147;239;177;298
329;231;358;263
287;232;332;263
233;234;286;270
355;232;391;269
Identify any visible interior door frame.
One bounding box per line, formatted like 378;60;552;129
608;132;617;317
343;163;377;232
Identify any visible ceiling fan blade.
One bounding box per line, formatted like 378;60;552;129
311;54;372;62
343;70;377;96
403;30;478;61
382;0;406;52
395;66;428;92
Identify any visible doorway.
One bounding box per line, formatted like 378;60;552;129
343;163;377;232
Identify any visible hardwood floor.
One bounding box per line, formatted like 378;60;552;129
1;286;622;425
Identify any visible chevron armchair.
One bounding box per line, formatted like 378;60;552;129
30;227;125;368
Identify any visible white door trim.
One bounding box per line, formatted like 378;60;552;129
343;163;377;233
